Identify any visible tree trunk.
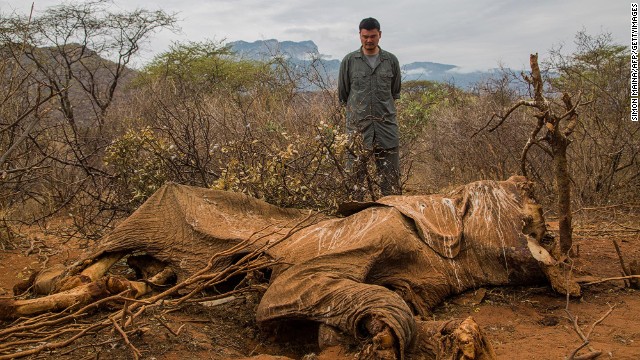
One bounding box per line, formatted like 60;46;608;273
530;53;574;256
553;135;573;254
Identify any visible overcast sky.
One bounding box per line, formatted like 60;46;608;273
0;0;631;71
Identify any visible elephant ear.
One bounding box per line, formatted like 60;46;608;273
336;200;381;216
377;194;465;259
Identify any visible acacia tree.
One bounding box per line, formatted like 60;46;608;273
481;53;586;255
0;40;58;186
2;1;177;124
0;36;59;246
548;32;637;205
0;1;177;237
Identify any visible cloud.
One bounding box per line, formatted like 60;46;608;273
405;67;432;76
0;0;629;70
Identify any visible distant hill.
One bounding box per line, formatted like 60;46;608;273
401;61;503;88
228;39;504;89
228;39;320;60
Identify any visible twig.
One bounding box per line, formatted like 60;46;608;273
182;285;264;304
121;291;131;329
612;221;640;232
564;259;594;358
585;304;616;339
567;305;615;360
0;291;129;339
0;328;79;350
567;341;590;360
0;322;108;359
612;240;630;277
110;317;141;360
154;316;185;336
564;300;616;360
59;338;118;356
574;203;640;212
123;305;146;329
520;117;546;176
472;99;537;137
580;275;640;286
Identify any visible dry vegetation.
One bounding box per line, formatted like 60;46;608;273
0;3;636;245
0;2;638;359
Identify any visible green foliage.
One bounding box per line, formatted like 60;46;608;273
397;80;452;142
549;32;628;100
104;127;176;209
138;40;276;93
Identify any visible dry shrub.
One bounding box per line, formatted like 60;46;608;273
405;79;541;196
407;33;639;210
116;71;379;212
547;32;639;206
2;25;636;240
103;41;441;213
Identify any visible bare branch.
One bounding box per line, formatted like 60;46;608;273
560;91;581;137
473;99;538;137
530;53;545;105
110;317;141;360
520;117;545;176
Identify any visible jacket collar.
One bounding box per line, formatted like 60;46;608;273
355;46;389;60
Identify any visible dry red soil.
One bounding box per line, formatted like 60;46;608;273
0;210;638;360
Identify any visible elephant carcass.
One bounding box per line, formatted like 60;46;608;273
1;176;570;359
255;175;562;358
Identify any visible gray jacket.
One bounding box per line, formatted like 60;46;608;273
338;47;401;149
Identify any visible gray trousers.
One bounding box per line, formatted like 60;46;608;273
347;147;401;200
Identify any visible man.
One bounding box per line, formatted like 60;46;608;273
338;17;402;200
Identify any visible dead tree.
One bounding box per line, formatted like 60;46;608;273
481;53;586;255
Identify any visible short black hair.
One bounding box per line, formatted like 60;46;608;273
359;17;380;31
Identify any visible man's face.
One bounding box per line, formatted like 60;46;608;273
359;28;381;52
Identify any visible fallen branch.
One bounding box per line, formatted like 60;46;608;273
110;317;141;360
562;258;614;360
573;351;603;360
579;275;640;286
0;322;108;360
59;338;119;356
154;316;185;336
612;240;640;288
564;300;616;360
612;221;640;232
573;203;640;213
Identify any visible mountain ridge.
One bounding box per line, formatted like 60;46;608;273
227;39;503;88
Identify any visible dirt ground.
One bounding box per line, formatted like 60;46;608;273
0;209;638;360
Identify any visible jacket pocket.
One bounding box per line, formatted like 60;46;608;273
377;71;393;92
352;72;367;92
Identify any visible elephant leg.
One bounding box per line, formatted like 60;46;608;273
0;266;175;320
15;252;128;297
55;252;127;293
